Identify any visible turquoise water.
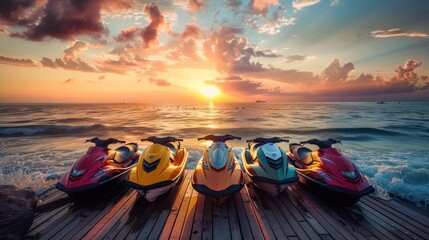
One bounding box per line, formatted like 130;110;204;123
0;102;428;205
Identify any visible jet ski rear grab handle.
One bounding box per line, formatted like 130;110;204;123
141;136;184;143
84;137;126;147
246;137;289;143
197;134;241;142
300;138;342;149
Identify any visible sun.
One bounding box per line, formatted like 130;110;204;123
199;86;221;99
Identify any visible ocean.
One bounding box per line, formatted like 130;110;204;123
0;102;428;206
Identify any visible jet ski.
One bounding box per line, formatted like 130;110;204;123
56;137;139;198
287;138;374;205
242;137;298;197
192;134;244;205
126;136;188;202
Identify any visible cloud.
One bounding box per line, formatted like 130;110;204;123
189;0;205;13
371;28;429;38
321;58;355;83
0;0;38;26
330;0;340;6
292;0;321;10
148;77;172;86
258;17;296;35
225;0;242;8
181;23;203;39
63;77;75;84
41;57;97;72
247;0;279;16
13;0;109;41
64;41;88;59
285;54;313;63
98;75;105;80
115;26;140;42
205;76;282;95
0;55;38;67
141;2;167;48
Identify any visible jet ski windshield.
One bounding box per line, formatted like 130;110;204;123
197;134;241;142
300;138;341;149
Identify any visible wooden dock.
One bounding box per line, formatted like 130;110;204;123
26;170;429;239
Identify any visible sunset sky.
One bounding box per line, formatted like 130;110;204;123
0;0;428;103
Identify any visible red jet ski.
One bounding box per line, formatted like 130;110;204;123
56;137;139;198
287;138;373;205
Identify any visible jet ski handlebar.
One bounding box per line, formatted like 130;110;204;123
197;134;241;142
246;137;289;143
85;137;126;147
300;138;341;149
141;136;183;143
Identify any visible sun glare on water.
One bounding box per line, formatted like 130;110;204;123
199;86;221;99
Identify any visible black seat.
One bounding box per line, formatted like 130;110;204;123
113;143;137;163
244;150;254;164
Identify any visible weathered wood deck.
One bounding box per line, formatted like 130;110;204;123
26;170;429;239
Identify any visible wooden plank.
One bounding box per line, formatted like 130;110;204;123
158;170;193;239
190;194;206;240
272;195;307;239
288;186;352;240
63;187;131;240
238;188;263;239
263;209;287;239
243;184;276;240
148;210;170;240
119;172;189;240
180;188;199;240
362;197;429;235
29;202;72;232
370;196;429;228
202;195;213;240
168;178;194;239
80;190;136;240
233;192;254;240
86;192;138;240
359;201;420;240
226;195;242;240
212;201;231;239
280;193;328;235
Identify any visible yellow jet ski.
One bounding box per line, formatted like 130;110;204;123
126;136;188;201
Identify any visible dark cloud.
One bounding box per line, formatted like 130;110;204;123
285;54;311;63
115;26;140;43
0;0;38;26
225;0;242;8
141;2;166;48
14;0;108;41
206;75;281;95
371;28;429;38
148;77;172;87
0;55;37;67
321;58;355;83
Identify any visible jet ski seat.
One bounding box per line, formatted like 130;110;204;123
162;141;180;160
244;150;255;164
290;144;314;165
113;143;138;163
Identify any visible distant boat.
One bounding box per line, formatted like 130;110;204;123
376;101;385;104
256;100;266;103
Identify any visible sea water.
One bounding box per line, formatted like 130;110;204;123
0;102;428;206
